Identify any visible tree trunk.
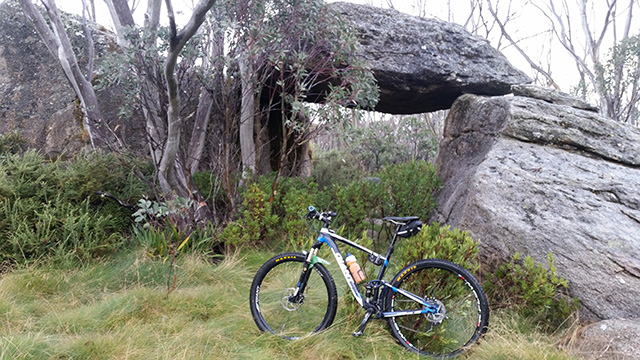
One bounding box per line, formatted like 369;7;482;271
19;0;120;150
238;53;257;179
103;0;135;46
159;0;217;198
187;88;214;175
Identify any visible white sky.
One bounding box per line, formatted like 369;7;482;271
56;0;639;93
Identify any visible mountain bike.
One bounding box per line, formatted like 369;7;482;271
249;206;489;358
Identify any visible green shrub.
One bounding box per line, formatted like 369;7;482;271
132;196;192;255
56;152;147;204
0;197;123;264
219;176;320;250
219;160;440;249
131;196;221;256
193;170;229;205
0;150;55;201
330;178;386;238
378;160;440;220
484;252;580;330
395;222;480;271
220;183;278;247
276;179;318;249
0;130;28;155
319;160;441;240
311;150;363;190
0;151;148;265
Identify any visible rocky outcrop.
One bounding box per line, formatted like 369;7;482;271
0;1;83;157
1;0;529;154
0;1;144;158
432;85;640;320
330;2;531;114
574;319;640;359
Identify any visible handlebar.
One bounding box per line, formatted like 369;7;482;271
305;206;336;227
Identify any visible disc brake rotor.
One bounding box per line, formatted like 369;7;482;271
424;298;446;323
281;288;302;311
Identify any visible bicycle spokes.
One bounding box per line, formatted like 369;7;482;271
250;253;338;340
387;260;489;358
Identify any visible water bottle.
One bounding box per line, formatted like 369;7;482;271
345;253;366;283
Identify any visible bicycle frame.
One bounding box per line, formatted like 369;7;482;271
295;225;440;319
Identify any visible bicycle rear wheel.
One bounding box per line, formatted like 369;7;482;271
249;252;338;340
385;259;489;358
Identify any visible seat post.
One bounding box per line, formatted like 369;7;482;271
384;224;402;263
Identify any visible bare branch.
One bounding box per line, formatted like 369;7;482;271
81;0;95;80
486;0;560;88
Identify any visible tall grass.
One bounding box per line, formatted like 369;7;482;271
0;248;584;360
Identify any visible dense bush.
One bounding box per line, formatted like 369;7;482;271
0;150;149;264
219;176;317;249
395;222;480;271
220;183;278;247
0;130;28;155
221;160;441;249
311;150;363;190
484;252;581;330
378;160;440;220
321;160;441;239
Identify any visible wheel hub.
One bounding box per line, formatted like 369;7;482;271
281;288;302;311
424;298;446;323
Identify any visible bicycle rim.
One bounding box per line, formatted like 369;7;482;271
387;260;488;358
251;255;336;339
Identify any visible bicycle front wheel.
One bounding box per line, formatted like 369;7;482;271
385;259;489;358
249;252;338;340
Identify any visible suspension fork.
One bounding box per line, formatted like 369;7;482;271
292;241;324;300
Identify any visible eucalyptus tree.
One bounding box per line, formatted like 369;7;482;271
486;0;639;124
104;0;378;203
469;0;639;124
19;0;218;221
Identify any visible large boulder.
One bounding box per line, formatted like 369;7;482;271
432;85;640;320
574;319;640;359
330;2;531;114
0;0;82;156
0;0;145;157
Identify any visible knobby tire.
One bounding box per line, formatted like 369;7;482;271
249;252;338;340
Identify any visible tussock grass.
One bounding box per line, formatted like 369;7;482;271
467;312;579;360
0;249;583;359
